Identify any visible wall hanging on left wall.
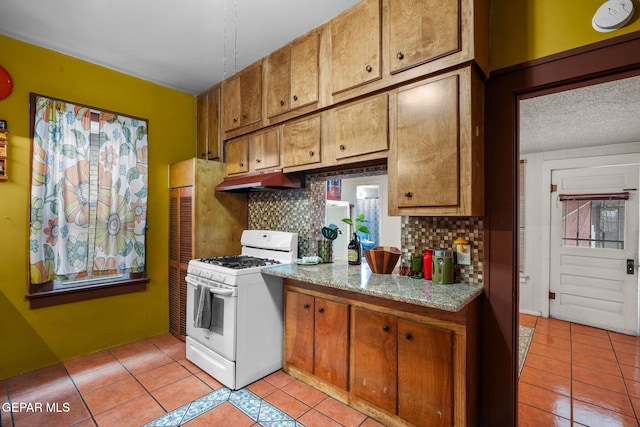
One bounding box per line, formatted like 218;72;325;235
0;65;13;100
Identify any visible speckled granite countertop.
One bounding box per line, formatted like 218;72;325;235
262;262;483;312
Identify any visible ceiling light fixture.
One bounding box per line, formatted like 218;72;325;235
592;0;634;32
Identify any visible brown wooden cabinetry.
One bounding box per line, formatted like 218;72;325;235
387;0;460;74
249;128;280;173
281;115;321;169
221;62;262;132
352;308;397;413
389;66;484;216
284;289;349;391
196;86;220;160
283;279;478;427
330;0;381;94
331;94;388;162
265;31;319;118
352;308;454;426
168;159;247;340
224;137;249;175
397;318;453;427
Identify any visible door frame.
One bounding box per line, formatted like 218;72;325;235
483;32;640;426
542;159;640;328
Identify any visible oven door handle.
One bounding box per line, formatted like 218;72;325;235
185;275;235;297
208;287;234;297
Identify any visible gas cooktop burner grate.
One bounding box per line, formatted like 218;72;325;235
198;255;281;269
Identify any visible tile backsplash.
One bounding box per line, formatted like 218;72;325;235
248;166;484;285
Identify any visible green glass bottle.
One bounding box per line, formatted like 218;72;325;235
347;233;361;265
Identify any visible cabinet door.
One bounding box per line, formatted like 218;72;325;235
222;76;241;131
388;0;460;74
239;63;262;127
225;137;249;175
197;87;220;160
290;31;319;109
314;298;349;390
330;0;381;94
398;319;453;427
352;307;397;413
250;128;280;172
334;94;388;160
395;74;459;208
281;115;321;168
284;291;315;373
265;47;291;118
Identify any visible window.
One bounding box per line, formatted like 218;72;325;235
27;94;149;308
560;193;627;249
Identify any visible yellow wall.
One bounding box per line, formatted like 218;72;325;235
0;35;195;379
491;0;640;70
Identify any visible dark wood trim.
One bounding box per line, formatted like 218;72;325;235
482;31;640;427
26;277;149;309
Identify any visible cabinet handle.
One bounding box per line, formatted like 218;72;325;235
404;191;413;198
242;114;247;120
309;150;315;157
365;65;372;73
255;159;261;164
339;144;346;151
233;117;238;123
318;307;324;313
382;325;390;332
405;333;413;340
239;162;244;167
303;304;310;309
293;95;298;101
396;52;404;60
280;100;285;106
201;152;206;157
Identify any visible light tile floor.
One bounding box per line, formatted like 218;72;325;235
519;313;640;426
0;334;383;427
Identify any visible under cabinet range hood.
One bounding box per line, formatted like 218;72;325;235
214;171;303;192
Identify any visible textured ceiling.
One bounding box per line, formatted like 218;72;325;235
520;75;640;154
0;0;360;95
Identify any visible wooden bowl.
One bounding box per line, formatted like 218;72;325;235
364;246;401;274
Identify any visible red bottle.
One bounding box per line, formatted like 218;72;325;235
423;249;433;280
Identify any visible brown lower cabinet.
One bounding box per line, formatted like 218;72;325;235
283;279;478;427
284;289;349;391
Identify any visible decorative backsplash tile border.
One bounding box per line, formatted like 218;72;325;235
248;166;484;285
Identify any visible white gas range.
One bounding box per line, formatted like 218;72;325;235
185;230;297;390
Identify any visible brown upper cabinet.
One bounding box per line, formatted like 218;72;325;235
389;65;484;216
196;86;220;160
331;94;388;162
388;0;460;74
281;115;322;169
222;63;262;131
249;128;280;173
330;0;381;94
224;136;249;175
265;31;319;118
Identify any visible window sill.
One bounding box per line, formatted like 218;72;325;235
26;277;150;309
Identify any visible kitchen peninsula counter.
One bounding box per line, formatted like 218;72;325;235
266;261;481;426
261;262;483;313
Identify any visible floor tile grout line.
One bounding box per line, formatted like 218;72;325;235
607;329;640;422
2;379;15;427
61;361;99;426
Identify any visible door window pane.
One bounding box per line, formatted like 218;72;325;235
562;199;625;249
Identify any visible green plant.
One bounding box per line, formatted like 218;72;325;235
342;213;369;235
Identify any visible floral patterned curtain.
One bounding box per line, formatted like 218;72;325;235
30;96;148;284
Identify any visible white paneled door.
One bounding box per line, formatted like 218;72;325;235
549;165;639;334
